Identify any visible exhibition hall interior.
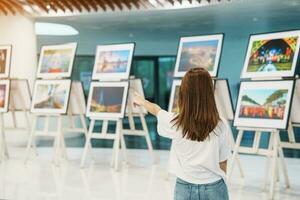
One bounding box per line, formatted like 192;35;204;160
1;0;300;199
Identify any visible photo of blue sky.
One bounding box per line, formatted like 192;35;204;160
182;40;219;48
242;89;283;105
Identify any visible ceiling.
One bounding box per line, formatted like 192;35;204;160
0;0;233;16
36;0;300;55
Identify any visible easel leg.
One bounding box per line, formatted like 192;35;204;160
80;115;95;161
25;112;38;156
113;120;122;171
0;114;9;160
80;120;95;168
120;132;128;164
53;116;63;166
263;132;274;191
269;131;279;199
277;133;290;189
228;130;244;180
24;116;37;164
140;113;156;164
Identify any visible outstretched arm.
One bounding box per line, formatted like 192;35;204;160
132;92;161;116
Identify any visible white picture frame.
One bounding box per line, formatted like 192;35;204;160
214;79;234;120
0;45;12;78
168;79;181;113
291;79;300;123
234;80;295;130
241;30;300;79
31;79;71;114
37;43;77;79
0;80;10;113
86;81;129;119
92;43;135;81
174;34;223;78
9;79;31;110
126;78;147;114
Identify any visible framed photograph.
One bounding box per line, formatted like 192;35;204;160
9;79;31;111
92;43;135;81
86;81;129;119
0;80;10;113
126;79;147;114
0;45;12;78
31;79;71;114
174;34;223;77
234;80;295;130
241;30;300;79
168;80;181;113
37;43;77;79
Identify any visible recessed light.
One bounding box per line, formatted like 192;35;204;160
35;22;79;36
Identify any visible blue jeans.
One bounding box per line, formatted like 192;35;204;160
174;178;229;200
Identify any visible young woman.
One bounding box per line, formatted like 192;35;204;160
133;67;231;200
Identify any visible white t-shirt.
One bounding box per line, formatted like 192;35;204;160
157;110;232;185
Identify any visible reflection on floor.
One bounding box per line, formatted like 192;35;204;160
0;148;300;200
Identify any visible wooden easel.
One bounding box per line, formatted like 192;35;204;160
0;113;8;162
1;79;37;162
229;127;290;199
62;81;94;160
122;78;156;164
214;79;245;179
80;117;124;170
24;114;67;166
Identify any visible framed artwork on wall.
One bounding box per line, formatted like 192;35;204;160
92;43;135;81
0;45;12;78
86;81;129;118
37;43;77;79
174;34;223;78
0;80;10;113
241;30;300;79
234;80;295;130
31;79;71;114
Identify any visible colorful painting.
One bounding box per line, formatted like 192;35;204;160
168;80;181;113
239;89;288;120
37;43;77;78
242;30;300;78
0;80;10;112
31;80;71;114
234;80;294;129
0;45;12;78
174;34;223;77
86;81;129;118
92;43;134;80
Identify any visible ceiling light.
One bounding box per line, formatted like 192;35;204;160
35;22;79;36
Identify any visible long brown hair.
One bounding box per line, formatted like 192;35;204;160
172;67;220;141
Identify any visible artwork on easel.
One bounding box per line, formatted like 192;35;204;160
168;80;181;113
214;79;234;120
68;81;86;115
0;80;10;113
0;45;12;78
234;80;295;129
291;79;300;123
92;43;135;81
126;79;147;114
37;43;77;79
174;34;223;78
31;79;71;114
86;81;129;118
9;79;31;110
241;30;300;79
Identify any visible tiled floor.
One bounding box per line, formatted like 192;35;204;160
0;147;300;200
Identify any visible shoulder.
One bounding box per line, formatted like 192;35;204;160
157;110;177;122
214;118;229;136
